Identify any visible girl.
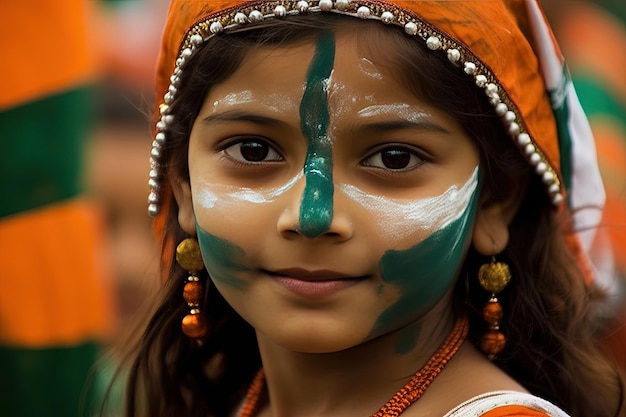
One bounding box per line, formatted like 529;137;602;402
128;1;624;416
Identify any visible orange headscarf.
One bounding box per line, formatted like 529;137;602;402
149;0;605;284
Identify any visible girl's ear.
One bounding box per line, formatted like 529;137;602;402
472;192;523;256
171;179;196;235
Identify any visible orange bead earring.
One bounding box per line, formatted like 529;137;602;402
477;255;511;359
176;238;208;341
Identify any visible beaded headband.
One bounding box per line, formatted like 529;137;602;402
148;0;573;217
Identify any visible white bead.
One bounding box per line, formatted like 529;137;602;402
529;153;541;165
357;6;370;18
148;178;159;189
475;74;487;87
535;162;547;174
552;193;563;205
148;204;159;217
380;11;394;23
248;10;264;22
164;92;173;104
156;120;166;131
274;5;287;16
404;22;418;36
549;183;560;194
174;66;181;75
151;147;161;158
234;12;248;23
495;102;508;116
464;62;476;74
508;122;520;135
168;85;177;95
163;115;174;124
190;34;203;46
176;57;185;67
525;143;536;155
159;104;170;115
170;75;179;85
504;110;516;122
335;0;350;11
150;157;157;169
319;0;333;11
447;48;460;63
489;94;501;106
148;191;159;203
149;169;159;179
181;48;192;58
210;21;223;33
426;36;441;50
517;133;531;146
155;132;166;143
542;171;555;183
297;1;309;12
486;83;498;94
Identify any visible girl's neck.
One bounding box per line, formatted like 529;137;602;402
253;303;456;417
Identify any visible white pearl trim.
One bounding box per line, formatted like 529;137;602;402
148;0;563;216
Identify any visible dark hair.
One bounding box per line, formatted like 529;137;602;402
123;14;623;417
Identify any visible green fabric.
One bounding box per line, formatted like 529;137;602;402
572;74;626;122
550;66;574;207
0;341;106;417
0;87;94;218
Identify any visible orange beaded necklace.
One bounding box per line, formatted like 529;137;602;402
238;315;469;417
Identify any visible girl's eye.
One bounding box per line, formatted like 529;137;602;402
222;139;283;163
362;146;425;171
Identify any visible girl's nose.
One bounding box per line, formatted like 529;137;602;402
276;174;353;241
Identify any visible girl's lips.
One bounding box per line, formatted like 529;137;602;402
265;268;367;297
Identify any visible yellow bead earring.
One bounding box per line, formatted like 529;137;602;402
478;255;512;359
176;238;208;340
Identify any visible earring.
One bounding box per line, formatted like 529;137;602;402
176;238;208;340
477;256;511;359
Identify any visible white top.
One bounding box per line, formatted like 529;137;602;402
444;391;571;416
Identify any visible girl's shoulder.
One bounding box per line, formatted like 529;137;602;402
443;391;571;417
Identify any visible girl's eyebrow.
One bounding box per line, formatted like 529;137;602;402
202;110;289;128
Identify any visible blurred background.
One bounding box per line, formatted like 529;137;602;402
0;1;623;416
0;1;167;415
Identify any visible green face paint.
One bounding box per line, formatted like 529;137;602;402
371;181;480;354
196;223;251;290
298;32;336;237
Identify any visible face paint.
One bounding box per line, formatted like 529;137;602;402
196;172;303;208
193;173;304;289
298;32;335;237
212;90;297;114
196;223;252;290
212;90;253;108
357;103;431;124
369;168;480;353
359;57;383;80
339;167;478;242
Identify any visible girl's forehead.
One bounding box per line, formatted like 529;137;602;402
209;32;412;102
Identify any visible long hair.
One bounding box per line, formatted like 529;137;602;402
123;15;623;417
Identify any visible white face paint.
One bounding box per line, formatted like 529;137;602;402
212;90;297;114
357;103;431;124
339;166;479;242
196;171;304;209
359;57;384;80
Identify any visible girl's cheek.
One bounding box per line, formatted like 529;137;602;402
365;168;480;351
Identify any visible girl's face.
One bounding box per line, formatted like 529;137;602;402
179;30;480;354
